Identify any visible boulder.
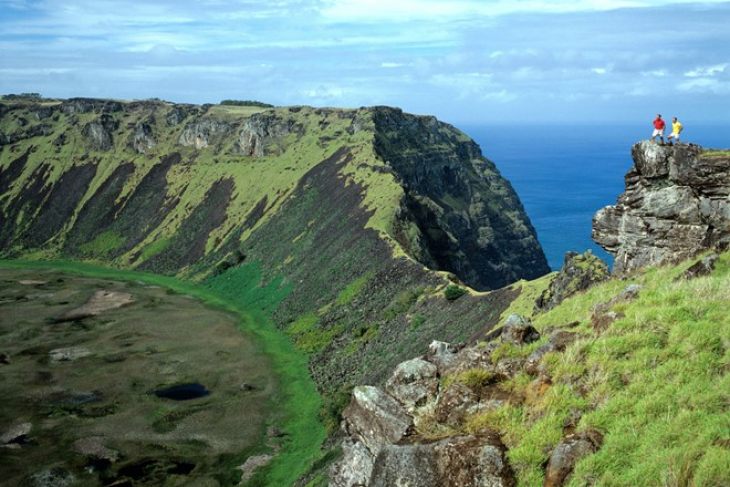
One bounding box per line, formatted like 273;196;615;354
385;358;439;413
501;315;540;345
330;438;376;487
427;340;460;371
544;430;603;487
369;434;514;487
435;382;482;427
535;251;609;311
341;386;414;455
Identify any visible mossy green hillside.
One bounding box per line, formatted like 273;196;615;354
459;251;730;486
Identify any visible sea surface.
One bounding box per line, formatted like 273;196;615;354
462;123;729;270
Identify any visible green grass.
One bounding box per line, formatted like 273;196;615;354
0;258;325;487
464;252;730;486
702;149;730;158
335;272;372;306
78;230;125;255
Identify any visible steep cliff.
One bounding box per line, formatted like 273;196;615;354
593;141;730;273
0;97;548;405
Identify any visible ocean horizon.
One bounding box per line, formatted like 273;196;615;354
462;123;730;270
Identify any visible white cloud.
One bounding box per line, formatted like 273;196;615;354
677;77;730;94
318;0;730;22
683;63;728;77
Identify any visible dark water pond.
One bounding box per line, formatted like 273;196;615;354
154;383;209;400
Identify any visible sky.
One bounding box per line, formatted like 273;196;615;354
1;0;729;124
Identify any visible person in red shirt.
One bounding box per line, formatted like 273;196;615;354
651;114;666;144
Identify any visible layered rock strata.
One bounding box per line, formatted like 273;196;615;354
593;142;729;273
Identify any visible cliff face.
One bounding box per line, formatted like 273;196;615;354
373;108;549;290
0;97;547;397
593;141;730;273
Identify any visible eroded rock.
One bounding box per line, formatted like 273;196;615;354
369;434;514;487
131;121;156;154
535;251;609;312
501;315;540;345
178;119;231;149
593;142;730;273
385;358;439;413
342;386;414;454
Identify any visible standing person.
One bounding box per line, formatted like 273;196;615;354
667;116;683;144
651;114;666;144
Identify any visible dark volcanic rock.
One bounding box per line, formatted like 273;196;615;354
374;107;550;290
593;142;730;273
535;251;609;311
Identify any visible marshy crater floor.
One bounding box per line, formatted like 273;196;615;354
0;267;277;486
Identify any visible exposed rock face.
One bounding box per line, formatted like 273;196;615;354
237;112;303;157
369;435;514;487
81;114;118;151
131;121;156;154
593;142;730;273
178;119;231;148
374;107;550;290
535;251;609;311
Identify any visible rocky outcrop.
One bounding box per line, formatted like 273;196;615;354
593;142;730;273
332;381;514;487
131;121;156;154
178;119;231;149
82;114;118;151
332;309;606;487
535;251;609;311
237;112;303;157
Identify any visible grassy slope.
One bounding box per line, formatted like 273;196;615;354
0;102;389;270
462;252;729;486
0;259;325;487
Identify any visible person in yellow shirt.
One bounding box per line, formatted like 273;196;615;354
667;117;683;144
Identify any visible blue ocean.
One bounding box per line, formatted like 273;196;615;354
461;123;729;270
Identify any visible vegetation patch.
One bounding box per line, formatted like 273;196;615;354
463;251;730;486
444;284;467;301
78;230;125;255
